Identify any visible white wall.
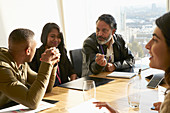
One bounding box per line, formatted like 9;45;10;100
0;0;61;48
63;0;120;51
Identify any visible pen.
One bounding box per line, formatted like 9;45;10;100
98;53;113;57
97;46;100;53
141;67;150;71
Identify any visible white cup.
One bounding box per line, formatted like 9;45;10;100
83;80;96;101
127;80;141;108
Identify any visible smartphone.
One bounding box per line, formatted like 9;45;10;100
151;106;155;110
147;73;164;89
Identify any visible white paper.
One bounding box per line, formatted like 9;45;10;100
68;98;110;113
107;71;136;78
0;101;56;113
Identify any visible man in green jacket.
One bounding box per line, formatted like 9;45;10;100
0;28;60;109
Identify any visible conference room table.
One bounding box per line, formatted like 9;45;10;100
41;68;166;113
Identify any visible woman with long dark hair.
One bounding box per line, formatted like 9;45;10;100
29;23;77;86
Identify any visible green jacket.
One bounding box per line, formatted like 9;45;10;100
0;47;57;109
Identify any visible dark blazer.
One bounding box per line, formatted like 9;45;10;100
29;45;76;85
82;33;135;76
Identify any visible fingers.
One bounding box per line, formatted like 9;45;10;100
93;102;108;108
40;47;61;65
95;53;107;66
93;102;118;113
51;56;60;64
106;63;116;72
153;102;162;111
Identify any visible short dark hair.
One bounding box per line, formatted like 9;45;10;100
96;14;117;30
8;28;34;45
156;12;170;47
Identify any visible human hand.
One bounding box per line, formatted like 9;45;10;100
95;53;107;66
153;102;162;111
70;74;77;81
93;102;119;113
40;47;60;65
105;63;116;72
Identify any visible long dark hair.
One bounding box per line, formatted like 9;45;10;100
40;22;65;57
156;12;170;47
156;12;170;91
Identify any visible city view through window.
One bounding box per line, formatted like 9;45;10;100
63;0;167;67
118;1;167;67
119;2;166;60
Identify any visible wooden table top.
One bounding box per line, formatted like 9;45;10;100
41;68;166;113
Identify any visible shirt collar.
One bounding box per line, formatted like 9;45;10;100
108;35;115;49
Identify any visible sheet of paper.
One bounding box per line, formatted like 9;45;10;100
0;100;56;113
107;71;137;78
68;98;110;113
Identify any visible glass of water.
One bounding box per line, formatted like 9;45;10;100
127;80;141;108
83;80;96;101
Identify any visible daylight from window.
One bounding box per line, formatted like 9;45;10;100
119;0;166;58
63;0;166;67
117;0;166;67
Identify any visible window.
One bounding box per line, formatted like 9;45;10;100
0;0;60;48
0;0;168;67
63;0;167;66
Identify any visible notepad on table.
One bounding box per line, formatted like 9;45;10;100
68;98;110;113
106;71;137;79
0;100;56;113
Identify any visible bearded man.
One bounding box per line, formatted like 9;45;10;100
82;14;135;76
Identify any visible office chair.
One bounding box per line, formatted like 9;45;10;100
69;48;82;78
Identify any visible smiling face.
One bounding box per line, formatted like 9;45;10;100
46;28;61;48
145;26;170;71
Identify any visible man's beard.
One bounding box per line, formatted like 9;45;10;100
96;33;112;45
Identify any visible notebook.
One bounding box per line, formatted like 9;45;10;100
0;100;56;113
106;71;137;79
59;76;114;90
68;98;109;113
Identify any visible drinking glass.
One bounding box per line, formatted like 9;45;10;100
127;80;141;108
83;80;96;101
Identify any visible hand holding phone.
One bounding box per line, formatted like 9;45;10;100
151;106;155;110
151;102;162;111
